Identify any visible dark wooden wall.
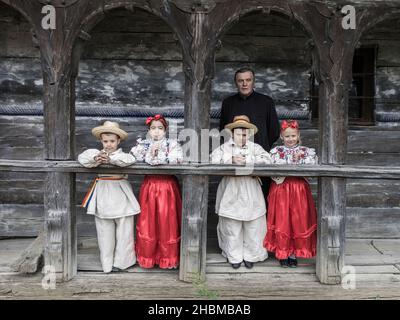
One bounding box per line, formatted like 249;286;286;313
1;5;399;240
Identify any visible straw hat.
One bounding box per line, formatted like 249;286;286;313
224;115;258;135
92;121;128;141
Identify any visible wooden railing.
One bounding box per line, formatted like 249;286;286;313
1;159;400;179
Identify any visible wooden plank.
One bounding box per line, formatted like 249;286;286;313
1;205;398;239
0;204;97;238
2;159;400;179
5;172;400;205
346;209;400;238
206;264;400;275
347;153;400;166
0;176;390;211
224;11;307;37
206;264;316;274
370;239;400;256
3;119;400;155
2;146;400;166
343;239;381;255
352;265;400;274
2;270;400;300
46;248;400;275
346;255;400;266
77;252;176;273
217;36;310;64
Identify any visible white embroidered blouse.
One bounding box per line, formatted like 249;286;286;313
269;145;318;184
130;137;183;165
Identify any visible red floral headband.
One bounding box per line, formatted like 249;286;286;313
281;120;299;132
145;114;168;128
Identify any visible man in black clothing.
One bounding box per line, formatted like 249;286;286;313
219;67;280;152
219;67;280;196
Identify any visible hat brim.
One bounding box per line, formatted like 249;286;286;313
225;121;258;135
92;126;128;141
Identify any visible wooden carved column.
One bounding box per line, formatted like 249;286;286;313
312;3;398;284
38;1;81;281
178;3;215;282
316;77;348;285
309;5;356;284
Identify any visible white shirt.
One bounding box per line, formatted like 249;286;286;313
77;148;140;219
210;140;272;221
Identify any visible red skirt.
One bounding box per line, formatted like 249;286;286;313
264;177;317;260
135;175;182;269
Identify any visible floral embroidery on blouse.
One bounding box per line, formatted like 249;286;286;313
130;138;183;165
270;145;318;165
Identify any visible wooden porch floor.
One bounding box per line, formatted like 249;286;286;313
0;238;399;299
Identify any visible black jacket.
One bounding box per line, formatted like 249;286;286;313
219;91;280;152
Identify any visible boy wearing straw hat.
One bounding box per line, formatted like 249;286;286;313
210;115;272;269
78;121;140;273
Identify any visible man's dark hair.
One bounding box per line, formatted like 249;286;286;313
234;67;255;82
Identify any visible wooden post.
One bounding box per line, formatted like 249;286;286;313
316;51;351;285
179;9;214;282
296;2;356;284
40;7;81;282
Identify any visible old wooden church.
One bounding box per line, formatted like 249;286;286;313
0;0;399;288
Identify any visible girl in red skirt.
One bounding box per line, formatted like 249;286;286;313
130;114;183;269
264;120;318;268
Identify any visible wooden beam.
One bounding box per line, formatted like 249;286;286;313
1;159;400;179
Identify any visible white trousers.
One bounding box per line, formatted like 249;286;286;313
217;215;268;264
95;216;136;273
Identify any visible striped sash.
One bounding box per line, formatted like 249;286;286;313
81;177;126;208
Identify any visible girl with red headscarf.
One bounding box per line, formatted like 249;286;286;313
130;115;183;269
263;120;318;268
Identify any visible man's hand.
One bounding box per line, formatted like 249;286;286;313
232;155;246;165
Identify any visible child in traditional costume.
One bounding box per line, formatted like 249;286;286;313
130;114;183;269
263;120;318;268
78;121;140;273
210;115;272;269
